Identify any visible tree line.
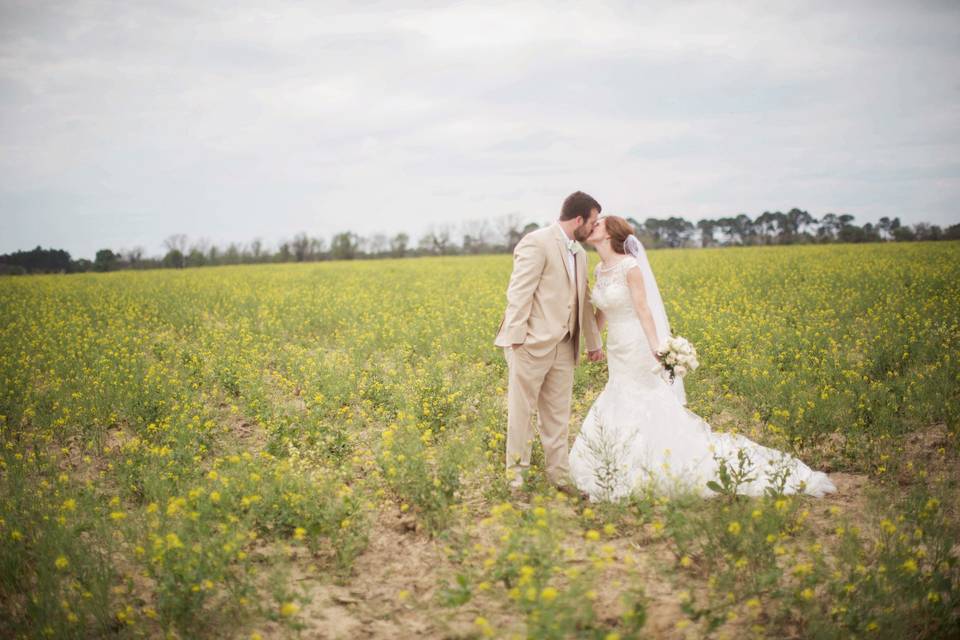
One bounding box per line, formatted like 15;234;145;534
2;209;958;275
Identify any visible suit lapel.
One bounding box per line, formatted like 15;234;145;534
576;250;586;301
553;225;575;288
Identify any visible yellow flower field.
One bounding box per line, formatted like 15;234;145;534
1;241;958;638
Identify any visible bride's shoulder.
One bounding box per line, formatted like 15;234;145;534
621;257;644;283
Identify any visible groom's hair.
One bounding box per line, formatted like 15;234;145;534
560;191;601;221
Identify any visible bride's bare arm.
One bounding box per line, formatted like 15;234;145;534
625;267;661;357
591;264;607;333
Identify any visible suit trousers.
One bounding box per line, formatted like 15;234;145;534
504;334;576;485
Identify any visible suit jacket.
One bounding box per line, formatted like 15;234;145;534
494;223;602;364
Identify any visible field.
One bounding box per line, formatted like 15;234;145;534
1;241;959;639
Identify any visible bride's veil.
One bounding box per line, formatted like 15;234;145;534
623;233;688;406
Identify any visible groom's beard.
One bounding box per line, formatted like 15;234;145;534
573;224;592;242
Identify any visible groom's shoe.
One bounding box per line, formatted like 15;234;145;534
508;481;529;504
554;482;588;501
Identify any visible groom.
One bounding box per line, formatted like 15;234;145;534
495;191;604;493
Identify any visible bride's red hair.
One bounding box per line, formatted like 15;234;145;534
603;216;636;255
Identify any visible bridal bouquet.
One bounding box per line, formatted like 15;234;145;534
652;335;699;383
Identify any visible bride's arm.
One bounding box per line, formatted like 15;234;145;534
592;263;606;333
625;267;661;358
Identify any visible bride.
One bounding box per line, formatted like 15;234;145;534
568;215;837;502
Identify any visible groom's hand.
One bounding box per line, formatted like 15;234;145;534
587;349;604;362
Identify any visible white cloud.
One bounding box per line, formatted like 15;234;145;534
1;0;958;258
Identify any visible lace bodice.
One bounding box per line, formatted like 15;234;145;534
592;257;640;324
589;255;661;388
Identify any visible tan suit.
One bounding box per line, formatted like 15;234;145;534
494;223;602;485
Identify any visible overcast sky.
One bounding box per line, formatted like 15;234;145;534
1;0;958;259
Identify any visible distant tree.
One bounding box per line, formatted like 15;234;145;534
186;242;207;267
521;222;540;237
330;232;359;260
124;246;145;268
390;233;409;258
5;206;955;276
309;236;327;260
163;234;188;254
436;224;454;252
461;219;496;254
720;214;757;245
712;217;733;244
418;225;454;255
368;233;388;256
817;213;840;241
354;235;370;257
644;217;695;248
291;232;311;262
892;226;916;242
697;219;717;247
0;246;73;273
641;218;664;247
497;214;525;251
224;243;241;264
877;216;897;240
249;238;265;262
783;208;817;242
754;211;783;243
836;215;861;243
912;223;943;241
162;249;185;268
94;249;118;272
668;216;696;247
462;233;481;254
716;216;749;245
416;233;431;254
861;222;882;242
836;222;871;243
877;216;892;239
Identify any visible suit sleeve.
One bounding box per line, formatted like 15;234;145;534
583;274;603;352
497;234;545;346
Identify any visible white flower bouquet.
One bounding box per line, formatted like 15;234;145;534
652;335;699;384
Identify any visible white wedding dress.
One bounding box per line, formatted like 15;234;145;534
569;257;837;502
